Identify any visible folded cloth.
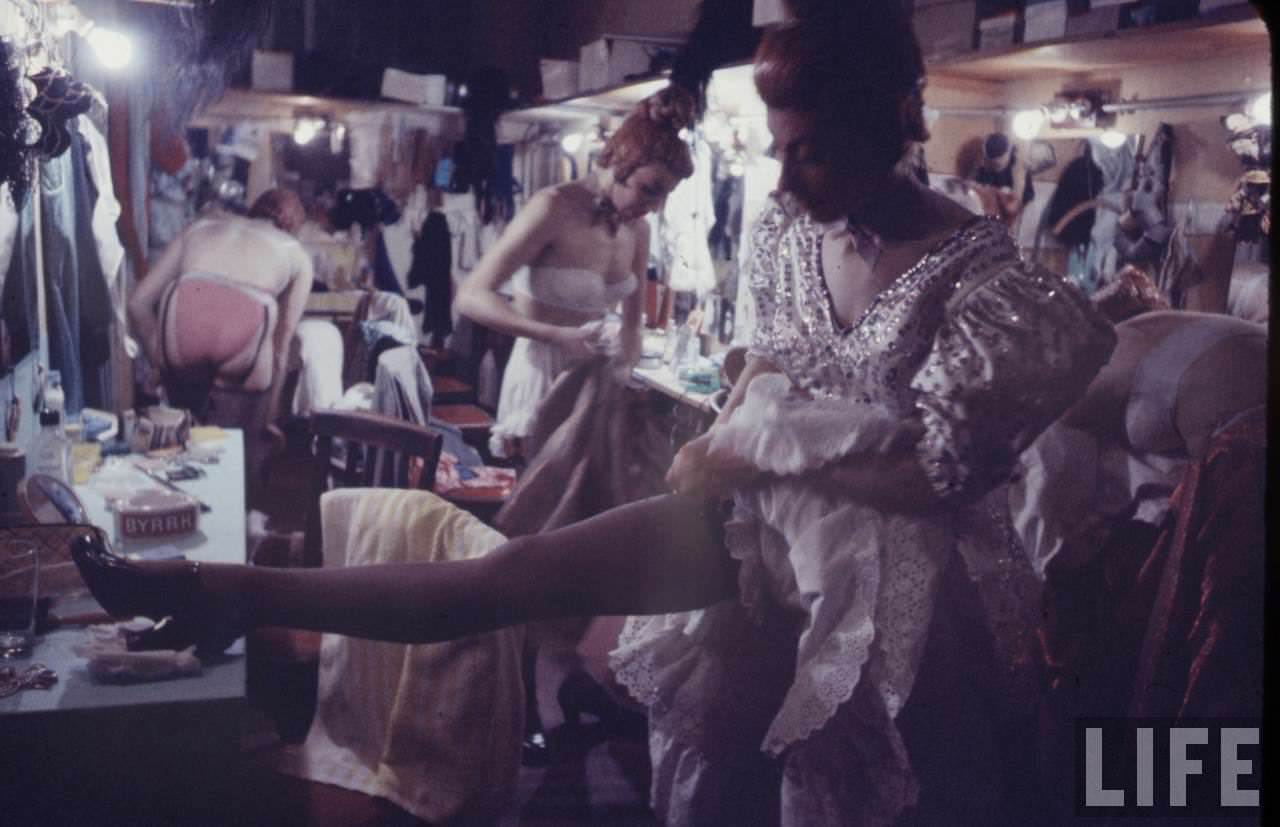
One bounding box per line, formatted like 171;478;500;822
705;372;906;476
74;621;202;683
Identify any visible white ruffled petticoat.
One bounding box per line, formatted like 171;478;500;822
613;373;951;825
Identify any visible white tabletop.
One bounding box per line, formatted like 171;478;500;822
632;364;719;414
0;430;248;716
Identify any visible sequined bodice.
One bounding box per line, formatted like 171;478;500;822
750;205;1015;412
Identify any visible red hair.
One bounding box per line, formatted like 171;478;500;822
754;2;928;173
598;87;695;182
248;188;304;233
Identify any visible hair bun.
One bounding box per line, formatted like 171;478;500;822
642;85;695;133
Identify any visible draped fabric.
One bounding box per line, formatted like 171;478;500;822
1;125;112;412
270;488;524;825
493;356;673;538
406;211;453;342
1036;406;1265;818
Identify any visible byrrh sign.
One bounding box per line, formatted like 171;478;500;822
121;510;198;538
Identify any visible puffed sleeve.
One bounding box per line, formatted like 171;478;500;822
910;260;1116;503
746;195;792;362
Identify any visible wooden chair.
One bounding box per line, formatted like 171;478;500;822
303;409;443;567
249;409;443;746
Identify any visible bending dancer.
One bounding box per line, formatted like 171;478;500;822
455;92;693;460
77;3;1115;824
1015;310;1266;819
128;189;314;489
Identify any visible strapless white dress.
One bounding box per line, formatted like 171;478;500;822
489;266;637;458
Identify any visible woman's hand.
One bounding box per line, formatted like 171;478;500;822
666;432;764;499
554;322;608;361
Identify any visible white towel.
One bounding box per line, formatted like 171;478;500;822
270;488;524;824
291;319;345;416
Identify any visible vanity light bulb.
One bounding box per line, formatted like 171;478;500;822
1012;109;1046;141
1249;92;1271;126
86;26;133;70
1099;130;1127;149
1047;103;1069;125
293;119;321;146
560;132;584;154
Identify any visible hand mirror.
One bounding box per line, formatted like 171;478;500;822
17;474;89;524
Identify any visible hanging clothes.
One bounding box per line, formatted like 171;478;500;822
1;126;112;413
659;137;716;294
1079;136;1135;294
406;211;453;343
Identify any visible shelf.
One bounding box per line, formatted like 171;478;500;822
192;88;464;124
929;6;1266;83
501;75;672;125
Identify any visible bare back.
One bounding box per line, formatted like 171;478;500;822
178;215;309;295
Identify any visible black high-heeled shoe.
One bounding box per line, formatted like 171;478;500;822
556;669;647;736
70;534;247;657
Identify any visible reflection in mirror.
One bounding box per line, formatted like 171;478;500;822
18;473;88;525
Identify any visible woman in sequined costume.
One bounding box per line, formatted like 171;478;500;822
73;3;1115;824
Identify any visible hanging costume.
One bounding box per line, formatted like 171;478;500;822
406;210;454;343
612;196;1115;826
1014;315;1266;820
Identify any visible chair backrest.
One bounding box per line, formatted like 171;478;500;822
303;409;443;566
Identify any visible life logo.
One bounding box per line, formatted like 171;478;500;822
1077;719;1261;817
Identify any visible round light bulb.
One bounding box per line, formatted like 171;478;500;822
1248;91;1271;126
1099;130;1127;150
560;133;584;154
293;119;321;146
86;27;133;70
1011;109;1046;141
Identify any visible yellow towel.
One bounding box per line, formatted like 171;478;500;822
271;488;523;824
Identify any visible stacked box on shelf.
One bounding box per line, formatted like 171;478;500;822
539;59;579;100
1198;0;1252;11
1065;0;1125;37
579;38;653;92
977;0;1021;50
1024;0;1069;41
1121;0;1201;27
913;0;978;60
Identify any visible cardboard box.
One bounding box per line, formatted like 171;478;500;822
381;68;447;107
753;0;789;26
579;37;657;91
978;11;1019;50
913;1;977;60
1065;3;1123;37
539;59;579;100
251;50;293;92
1198;0;1251;12
1024;0;1069;41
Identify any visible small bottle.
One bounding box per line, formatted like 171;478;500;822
30;409;71;484
44;370;65;424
